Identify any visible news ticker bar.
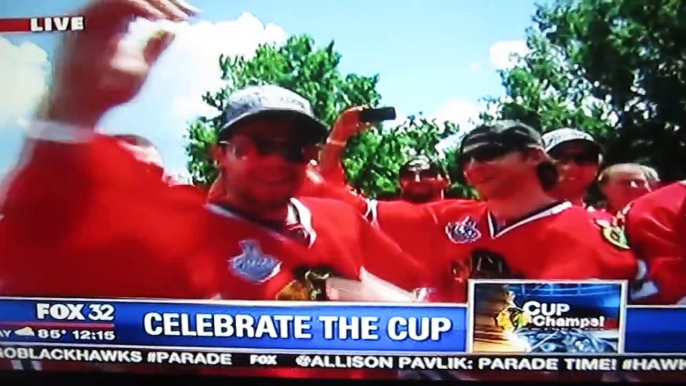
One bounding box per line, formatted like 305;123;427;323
2;345;685;372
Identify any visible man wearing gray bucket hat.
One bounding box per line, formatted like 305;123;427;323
542;128;610;218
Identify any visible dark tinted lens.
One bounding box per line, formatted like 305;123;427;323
253;138;312;163
419;169;440;179
552;152;598;165
400;169;438;180
462;146;512;164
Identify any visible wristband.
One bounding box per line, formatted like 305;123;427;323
326;139;347;147
25;120;93;143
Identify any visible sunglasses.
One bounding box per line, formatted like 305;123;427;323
550;152;598;165
461;145;515;164
222;137;318;164
399;169;441;180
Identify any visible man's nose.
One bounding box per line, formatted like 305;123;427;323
413;173;421;182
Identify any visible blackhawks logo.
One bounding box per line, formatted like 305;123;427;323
595;219;630;250
275;267;334;301
495;292;532;333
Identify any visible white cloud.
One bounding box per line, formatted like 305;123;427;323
470;61;482;71
430;98;484;129
489;40;528;70
429;98;489;155
0;37;50;125
127;13;288;123
101;13;289;172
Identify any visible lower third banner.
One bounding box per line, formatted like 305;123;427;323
0;298;466;354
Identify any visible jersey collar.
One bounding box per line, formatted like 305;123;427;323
487;201;572;239
206;198;317;248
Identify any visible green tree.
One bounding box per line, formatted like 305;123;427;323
343;115;469;198
185;34;475;198
482;0;686;181
185;35;381;187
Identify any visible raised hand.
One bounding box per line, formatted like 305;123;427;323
39;0;199;127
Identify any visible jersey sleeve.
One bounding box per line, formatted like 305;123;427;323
0;121;219;299
623;184;686;304
357;215;431;291
0;122;98;240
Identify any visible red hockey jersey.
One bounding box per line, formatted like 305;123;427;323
413;200;638;302
621;181;686;305
0;125;428;379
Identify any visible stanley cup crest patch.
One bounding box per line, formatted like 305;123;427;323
446;216;482;244
229;240;282;284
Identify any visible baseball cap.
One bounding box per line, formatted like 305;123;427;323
218;85;328;143
399;155;445;176
460;120;542;154
541;128;601;153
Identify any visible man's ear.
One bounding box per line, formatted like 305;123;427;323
210;144;226;165
526;147;548;164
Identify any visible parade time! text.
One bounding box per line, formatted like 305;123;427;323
523;301;605;328
143;313;452;341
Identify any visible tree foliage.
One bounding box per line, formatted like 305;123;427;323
185;34;474;198
185;35;381;187
483;0;686;181
343;116;469;198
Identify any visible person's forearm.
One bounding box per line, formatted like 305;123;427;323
318;137;347;182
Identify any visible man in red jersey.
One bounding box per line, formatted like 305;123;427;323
0;0;428;379
426;121;639;299
541;128;614;221
317;108;450;204
619;180;686;305
615;183;686;382
368;121;639;306
399;121;641;382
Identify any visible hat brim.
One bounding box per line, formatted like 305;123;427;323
220;109;328;143
461;141;516;155
545;138;601;153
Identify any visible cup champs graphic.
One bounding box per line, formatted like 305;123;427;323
467;280;627;354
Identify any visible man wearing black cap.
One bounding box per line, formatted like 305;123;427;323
400;120;642;382
414;121;640;302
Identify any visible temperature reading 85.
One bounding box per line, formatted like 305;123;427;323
37;329;66;339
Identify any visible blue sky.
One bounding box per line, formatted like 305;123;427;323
0;0;540;177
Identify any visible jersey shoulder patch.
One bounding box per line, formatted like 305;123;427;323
595;219;630;250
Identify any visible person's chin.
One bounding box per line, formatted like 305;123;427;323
253;185;296;207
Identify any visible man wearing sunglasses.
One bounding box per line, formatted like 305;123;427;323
419;121;640;302
401;121;642;382
0;0;428;379
316;108;450;205
205;84;427;293
397;156;450;203
541;128;608;216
